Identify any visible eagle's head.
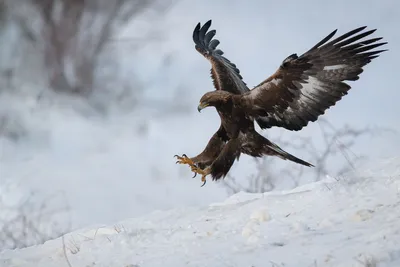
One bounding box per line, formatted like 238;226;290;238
198;91;232;112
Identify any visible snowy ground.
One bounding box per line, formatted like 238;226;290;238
1;157;399;267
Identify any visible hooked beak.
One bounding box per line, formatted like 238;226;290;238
197;102;208;112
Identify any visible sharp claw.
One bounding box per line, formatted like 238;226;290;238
200;179;206;187
175;153;204;183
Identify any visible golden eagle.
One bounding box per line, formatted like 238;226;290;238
175;20;387;186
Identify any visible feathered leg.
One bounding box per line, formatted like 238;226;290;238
191;137;241;186
175;125;228;178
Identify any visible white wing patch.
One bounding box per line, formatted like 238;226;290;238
285;76;327;112
323;64;346;71
247;75;337;125
300;76;326;98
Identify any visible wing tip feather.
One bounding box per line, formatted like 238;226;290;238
193;20;218;49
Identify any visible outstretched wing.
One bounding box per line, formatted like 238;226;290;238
193;20;249;94
241;26;387;131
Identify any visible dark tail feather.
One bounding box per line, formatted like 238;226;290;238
268;144;314;167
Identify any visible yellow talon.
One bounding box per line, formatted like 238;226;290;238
201;175;206;187
174;154;211;186
191;166;211;187
174;154;199;178
174;154;195;168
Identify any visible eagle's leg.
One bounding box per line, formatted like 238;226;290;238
190;166;211;187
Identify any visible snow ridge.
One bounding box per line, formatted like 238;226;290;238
1;158;400;267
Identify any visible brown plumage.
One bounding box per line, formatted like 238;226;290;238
175;20;387;186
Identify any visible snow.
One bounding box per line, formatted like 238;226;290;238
1;157;400;267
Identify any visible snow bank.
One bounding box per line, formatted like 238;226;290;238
1;157;400;267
